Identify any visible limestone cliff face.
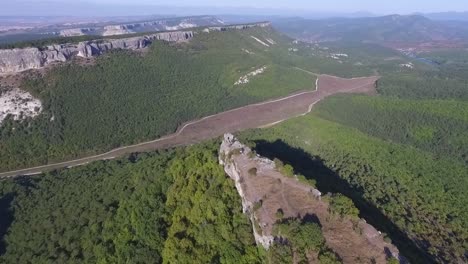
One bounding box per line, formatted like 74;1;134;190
219;133;404;263
0;31;193;74
219;133;275;249
0;22;270;74
101;16;223;36
204;22;271;32
60;28;96;37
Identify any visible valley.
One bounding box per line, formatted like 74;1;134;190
0;11;467;264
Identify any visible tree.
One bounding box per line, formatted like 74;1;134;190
329;194;359;218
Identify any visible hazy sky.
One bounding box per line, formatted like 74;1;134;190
95;0;468;13
4;0;468;16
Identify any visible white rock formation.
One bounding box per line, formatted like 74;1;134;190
242;49;255;54
0;22;272;74
60;28;96;37
0;88;42;125
400;62;414;69
265;38;277;45
219;133;275;249
234;66;267;85
102;25;134;36
250;36;270;47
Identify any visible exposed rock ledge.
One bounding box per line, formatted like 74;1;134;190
0;22;271;74
203;22;271;32
219;133;404;263
0;88;42;125
0;31;193;74
219;134;275;249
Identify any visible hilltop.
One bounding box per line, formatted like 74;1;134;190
220;134;402;263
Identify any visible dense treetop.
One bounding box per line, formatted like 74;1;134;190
0;143;264;263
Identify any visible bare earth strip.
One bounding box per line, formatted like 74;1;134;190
0;74;378;178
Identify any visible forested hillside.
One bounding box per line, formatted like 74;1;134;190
0;143;264;263
239;112;468;263
378;72;468;100
0;26;322;172
312;95;468;164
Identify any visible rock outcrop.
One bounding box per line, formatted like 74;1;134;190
0;31;193;74
60;28;96;37
204;22;271;32
219;133;275;249
0;22;271;74
219;133;404;263
0;88;42;125
102;25;134;36
101;16;223;36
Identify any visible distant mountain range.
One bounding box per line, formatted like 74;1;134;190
423;11;468;21
273;15;468;45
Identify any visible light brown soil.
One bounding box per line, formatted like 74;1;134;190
231;148;400;264
0;74;378;178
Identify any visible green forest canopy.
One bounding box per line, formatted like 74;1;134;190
0;143;264;263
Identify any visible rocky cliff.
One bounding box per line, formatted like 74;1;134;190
0;22;270;74
0;31;193;74
60;28;96;37
204;22;271;32
219;133;404;263
101;16;224;36
57;16;225;37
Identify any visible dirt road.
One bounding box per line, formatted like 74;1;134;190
0;74;378;178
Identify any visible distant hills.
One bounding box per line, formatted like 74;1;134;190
424;11;468;21
273;14;468;45
0;16;224;44
59;16;224;37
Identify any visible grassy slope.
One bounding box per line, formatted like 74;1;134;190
312;95;468;164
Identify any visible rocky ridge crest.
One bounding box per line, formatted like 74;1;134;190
219;133;403;263
0;31;193;74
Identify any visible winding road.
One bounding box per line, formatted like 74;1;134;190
0;73;378;178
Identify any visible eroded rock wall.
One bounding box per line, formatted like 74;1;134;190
0;22;270;74
0;31;193;74
219;133;404;263
219;133;275;249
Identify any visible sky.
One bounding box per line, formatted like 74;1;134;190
3;0;468;16
99;0;468;13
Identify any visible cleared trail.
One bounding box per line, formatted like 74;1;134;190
0;74;378;178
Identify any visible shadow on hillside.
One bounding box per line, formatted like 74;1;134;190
252;139;434;264
0;193;14;256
